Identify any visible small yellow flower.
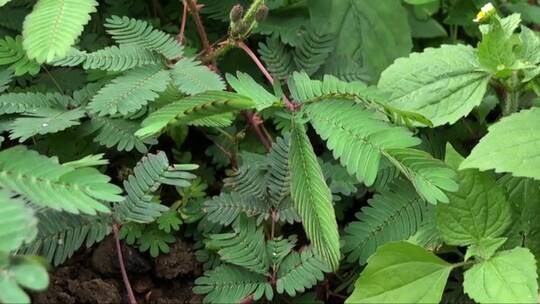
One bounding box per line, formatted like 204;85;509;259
474;3;496;23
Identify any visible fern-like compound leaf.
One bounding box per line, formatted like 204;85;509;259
114;151;198;223
343;180;430;264
267;236;296;270
9;107;85;142
136;91;255;138
0;92;71;115
194;264;272;303
207;216;269;275
20;209;112;266
22;0;98;63
87;65;170;116
276;249;331;297
289;121;340;271
0;69;12;93
294;28;335;76
170;57;226;95
0;146;123;215
259;36;294;81
52;45;163;72
0;191;37;253
224;165;268;200
0;36;40;76
306;100;420;186
267;135;291;206
386;148;458;204
226;72;277;111
104;15;183;60
204;192;270;226
84;116;157;153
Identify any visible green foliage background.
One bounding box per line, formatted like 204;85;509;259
1;0;540;303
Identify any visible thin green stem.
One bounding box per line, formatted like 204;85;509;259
43;66;63;94
242;0;265;24
502;72;522;116
453;260;476;269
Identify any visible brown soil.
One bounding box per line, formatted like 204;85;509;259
33;236;203;304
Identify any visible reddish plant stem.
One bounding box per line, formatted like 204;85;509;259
243;111;272;152
185;0;212;54
237;41;296;111
113;224;137;304
177;1;189;44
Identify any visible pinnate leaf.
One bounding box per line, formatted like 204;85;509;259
289;121;340;270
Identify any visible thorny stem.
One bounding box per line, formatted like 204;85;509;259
185;0;212;55
113;224;137;304
237;41;297;111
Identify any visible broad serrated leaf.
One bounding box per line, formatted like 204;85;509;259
346;242;453;304
289;121;340;270
437;155;512;246
309;0;412;80
171;57;225;95
463;248;538;303
461;108;540;180
22;0;98;63
378;44;490;126
87;65;170;116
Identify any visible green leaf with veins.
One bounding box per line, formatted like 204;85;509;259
346;242;453;303
308;0;412;80
461;108;540;180
378;44;490;127
463;247;539;303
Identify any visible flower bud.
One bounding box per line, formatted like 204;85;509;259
230;4;244;23
255;5;269;23
473;2;496;23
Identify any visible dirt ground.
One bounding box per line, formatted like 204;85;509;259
33;237;203;304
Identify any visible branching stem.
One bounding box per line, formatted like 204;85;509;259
185;0;212;54
237;41;296;111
